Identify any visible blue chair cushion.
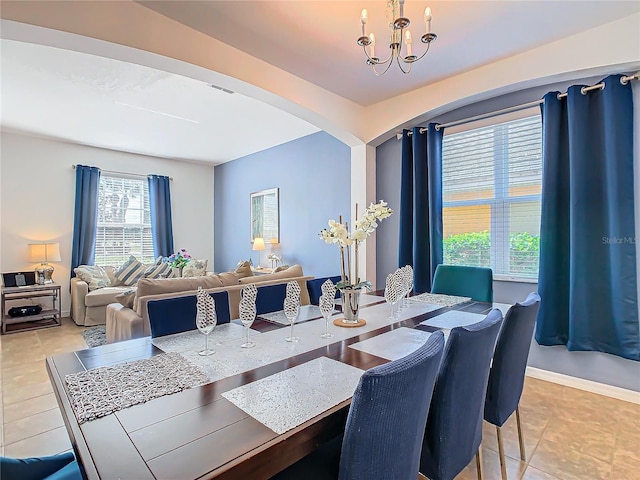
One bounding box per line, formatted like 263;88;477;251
1;452;81;480
147;290;230;338
307;276;342;305
255;283;288;315
484;292;541;427
431;265;494;303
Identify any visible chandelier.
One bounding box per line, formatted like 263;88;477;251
357;0;437;76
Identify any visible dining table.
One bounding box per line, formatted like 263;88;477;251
46;292;506;480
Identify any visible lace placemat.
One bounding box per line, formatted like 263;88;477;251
65;352;208;424
409;292;471;307
221;357;363;434
259;305;323;326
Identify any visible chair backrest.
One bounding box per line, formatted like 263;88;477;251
255;283;288;315
306;276;342;305
147;290;230;338
339;331;445;480
484;292;541;427
431;264;494;303
420;309;503;480
1;452;82;480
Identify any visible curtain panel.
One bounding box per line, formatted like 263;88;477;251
148;175;174;258
398;124;444;293
536;75;639;361
71;165;101;277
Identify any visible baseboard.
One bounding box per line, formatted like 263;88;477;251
526;366;640;405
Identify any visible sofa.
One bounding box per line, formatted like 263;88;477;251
105;265;312;343
70;267;132;326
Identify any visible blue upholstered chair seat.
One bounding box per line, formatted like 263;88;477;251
419;309;503;480
147;290;230;337
1;452;83;480
484;292;541;478
431;265;494;303
272;331;445;480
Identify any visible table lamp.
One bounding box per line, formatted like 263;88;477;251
252;237;266;269
29;242;62;284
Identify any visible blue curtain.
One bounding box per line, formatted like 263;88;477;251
71;165;100;276
148;175;174;258
398;124;443;293
536;75;639;361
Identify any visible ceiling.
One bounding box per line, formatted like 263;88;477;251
1;1;638;163
0;39;320;164
139;0;640;106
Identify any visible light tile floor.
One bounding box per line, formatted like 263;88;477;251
1;317;639;479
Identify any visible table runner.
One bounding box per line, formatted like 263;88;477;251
65;352;208;424
409;292;471;307
259;305;323;326
221;357;363;434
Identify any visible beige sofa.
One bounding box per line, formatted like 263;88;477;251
70;267;132;326
105;265;312;343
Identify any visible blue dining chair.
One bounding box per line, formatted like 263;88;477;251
147;290;230;337
307;276;342;305
484;292;541;479
255;283;288;315
0;452;82;480
430;265;494;303
419;309;503;480
272;331;446;480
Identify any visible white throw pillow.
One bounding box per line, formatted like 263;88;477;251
182;259;208;277
74;265;111;291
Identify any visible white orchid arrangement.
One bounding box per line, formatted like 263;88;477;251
319;200;393;290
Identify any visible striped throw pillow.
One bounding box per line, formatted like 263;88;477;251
144;261;173;279
114;256;146;286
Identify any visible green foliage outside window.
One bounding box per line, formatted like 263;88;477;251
443;231;540;276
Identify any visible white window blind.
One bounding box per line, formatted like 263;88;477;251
442;115;542;279
95;175;155;266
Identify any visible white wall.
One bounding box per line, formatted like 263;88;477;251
0;132;214;315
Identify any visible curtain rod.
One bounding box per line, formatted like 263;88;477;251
399;72;639;139
72;165;173;181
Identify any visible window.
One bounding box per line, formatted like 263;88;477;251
95;175;155;266
442;114;542;279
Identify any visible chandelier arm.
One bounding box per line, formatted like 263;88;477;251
402;41;432;64
371;59;395;77
395;55;412;74
361;45;395;66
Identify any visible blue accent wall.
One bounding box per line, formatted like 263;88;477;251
214;131;350;277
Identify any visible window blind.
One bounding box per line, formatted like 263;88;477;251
442;115;542;278
95;175;155;266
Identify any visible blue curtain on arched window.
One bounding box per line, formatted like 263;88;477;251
148;175;174;258
71;165;100;276
398;124;443;293
536;75;639;361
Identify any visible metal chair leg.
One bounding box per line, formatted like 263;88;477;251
515;406;526;461
475;447;483;480
496;426;507;480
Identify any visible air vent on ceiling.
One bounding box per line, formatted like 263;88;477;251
209;84;235;94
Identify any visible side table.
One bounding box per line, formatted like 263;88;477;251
1;283;62;334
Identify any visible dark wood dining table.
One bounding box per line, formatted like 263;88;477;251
47;295;493;480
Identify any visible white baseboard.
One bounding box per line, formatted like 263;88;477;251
526;366;640;405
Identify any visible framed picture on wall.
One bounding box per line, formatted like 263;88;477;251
250;188;279;243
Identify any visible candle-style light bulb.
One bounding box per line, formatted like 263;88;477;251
424;7;432;34
405;30;413;56
369;33;376;59
361;8;368;36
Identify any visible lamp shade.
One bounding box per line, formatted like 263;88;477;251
28;242;62;263
252;237;266;251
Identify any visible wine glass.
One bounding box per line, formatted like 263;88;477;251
196;303;216;356
239;285;257;348
319;295;335;339
384;273;400;320
284;297;299;342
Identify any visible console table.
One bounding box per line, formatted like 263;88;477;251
1;283;62;334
